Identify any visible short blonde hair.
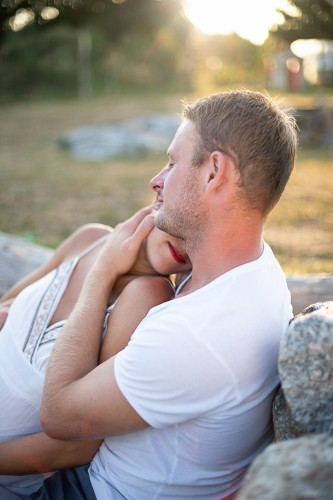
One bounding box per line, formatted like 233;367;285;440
182;90;298;215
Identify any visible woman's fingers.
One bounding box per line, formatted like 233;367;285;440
117;206;153;232
94;208;156;278
129;214;155;249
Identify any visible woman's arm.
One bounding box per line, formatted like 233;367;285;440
0;273;174;474
0;224;112;329
99;275;175;362
0;224;112;303
0;434;102;475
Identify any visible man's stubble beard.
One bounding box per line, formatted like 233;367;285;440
154;170;205;249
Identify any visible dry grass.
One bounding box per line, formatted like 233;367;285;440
0;94;181;247
264;149;333;274
0;93;332;274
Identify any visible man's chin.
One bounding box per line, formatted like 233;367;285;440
154;212;165;231
154;212;170;233
155;213;183;240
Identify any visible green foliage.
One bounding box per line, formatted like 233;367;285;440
103;21;193;93
0;18;193;100
192;33;264;93
0;0;182;41
271;0;333;43
0;1;277;100
0;0;194;99
0;23;107;99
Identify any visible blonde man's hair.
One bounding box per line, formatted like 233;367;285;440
182;90;298;215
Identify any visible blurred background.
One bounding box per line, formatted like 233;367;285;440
0;0;332;274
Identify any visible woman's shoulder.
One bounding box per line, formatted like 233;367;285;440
71;223;113;246
55;223;113;264
121;275;175;303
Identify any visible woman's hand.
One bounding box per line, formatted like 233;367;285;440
91;206;155;280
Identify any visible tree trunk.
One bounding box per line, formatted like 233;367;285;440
77;26;93;99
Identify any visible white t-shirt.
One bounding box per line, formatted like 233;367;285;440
90;242;292;500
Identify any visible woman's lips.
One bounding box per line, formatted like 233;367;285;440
168;242;186;264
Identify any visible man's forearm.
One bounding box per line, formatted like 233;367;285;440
41;208;154;440
41;265;116;430
43;209;153;400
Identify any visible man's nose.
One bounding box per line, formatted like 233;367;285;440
150;168;166;192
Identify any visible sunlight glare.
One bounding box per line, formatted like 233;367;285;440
41;7;60;21
291;39;332;58
9;8;35;32
183;0;293;45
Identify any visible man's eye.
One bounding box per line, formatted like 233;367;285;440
168;162;174;169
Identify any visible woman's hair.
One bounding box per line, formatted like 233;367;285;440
182;89;298;215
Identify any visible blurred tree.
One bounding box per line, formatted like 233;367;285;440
271;0;333;43
0;0;182;44
191;33;263;92
0;0;190;99
103;15;193;93
0;24;81;98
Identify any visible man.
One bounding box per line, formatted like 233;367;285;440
41;89;298;499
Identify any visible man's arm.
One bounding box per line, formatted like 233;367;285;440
41;208;154;441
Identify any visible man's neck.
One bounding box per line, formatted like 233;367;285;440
181;221;264;295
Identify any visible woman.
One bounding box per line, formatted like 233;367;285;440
0;211;191;498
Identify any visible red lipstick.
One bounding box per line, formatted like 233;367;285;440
168;243;186;264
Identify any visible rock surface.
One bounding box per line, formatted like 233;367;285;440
277;301;333;436
0;232;53;296
287;275;333;315
272;386;303;441
236;434;333;500
58;114;180;161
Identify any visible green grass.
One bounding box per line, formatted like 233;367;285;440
1;93;332;274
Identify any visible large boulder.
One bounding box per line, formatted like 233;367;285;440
236;434;333;499
0;232;53;296
274;302;333;439
272;386;303;441
58;115;180;161
294;106;333;148
239;303;333;498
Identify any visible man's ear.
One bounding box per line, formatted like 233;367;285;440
204;151;228;192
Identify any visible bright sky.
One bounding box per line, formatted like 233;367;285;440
183;0;294;45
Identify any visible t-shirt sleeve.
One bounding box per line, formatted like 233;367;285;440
114;310;238;428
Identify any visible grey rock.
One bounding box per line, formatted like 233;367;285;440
236;434;333;500
59;114;180;161
286;275;333;315
0;232;53;296
278;301;333;435
294;107;333;148
272;386;303;441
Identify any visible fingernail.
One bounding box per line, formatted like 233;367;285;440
145;214;155;225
